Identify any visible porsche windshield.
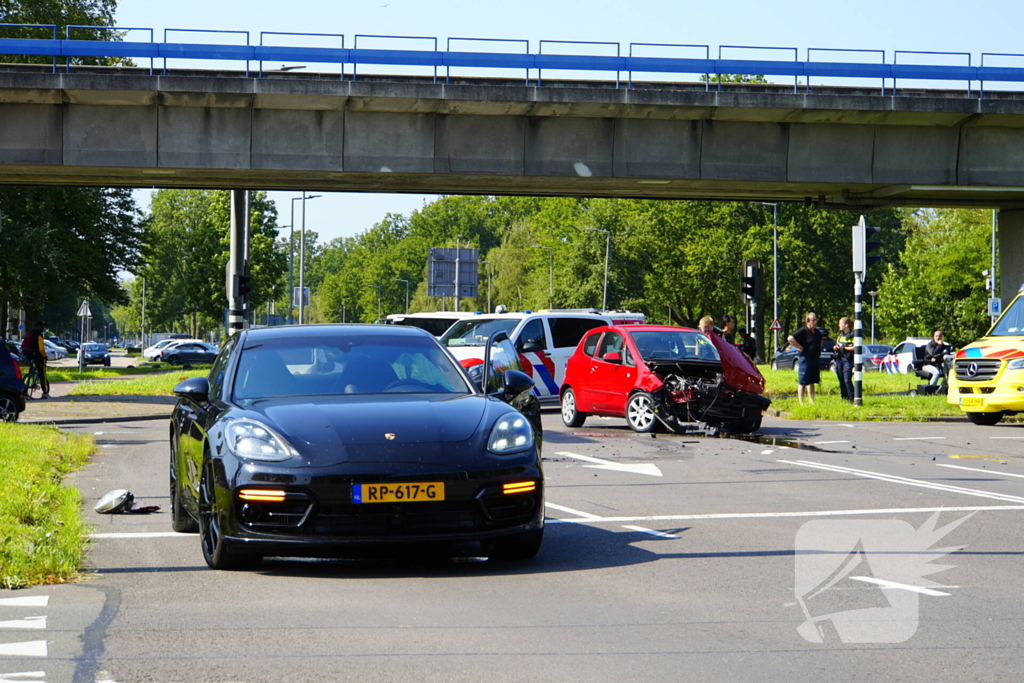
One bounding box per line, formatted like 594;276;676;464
631;330;720;362
441;318;518;347
233;334;471;400
990;295;1024;336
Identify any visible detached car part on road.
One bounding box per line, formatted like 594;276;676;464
949;285;1024;425
560;325;770;435
169;324;544;570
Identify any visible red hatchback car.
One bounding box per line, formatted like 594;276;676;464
560;325;770;434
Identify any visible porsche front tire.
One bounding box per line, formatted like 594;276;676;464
199;460;261;570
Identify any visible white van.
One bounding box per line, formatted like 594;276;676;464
441;310;612;403
384;312;476;337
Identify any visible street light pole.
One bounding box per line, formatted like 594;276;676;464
288;196;303;324
586;228;610;310
297;192;323;324
366;285;382;320
396;279;410;313
480;260;492;313
762;202;778;354
532;246;554;309
868;290;878;344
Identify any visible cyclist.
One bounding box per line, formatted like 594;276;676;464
24;321;50;399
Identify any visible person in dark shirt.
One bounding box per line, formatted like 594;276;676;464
921;329;953;386
737;326;757;360
787;312;825;405
721;314;737;345
832;317;855;401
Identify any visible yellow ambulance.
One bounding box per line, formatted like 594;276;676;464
948;288;1024;425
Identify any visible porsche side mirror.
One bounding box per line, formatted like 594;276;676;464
173;376;210;402
520;341;544;354
502;369;534;399
602;351;622;364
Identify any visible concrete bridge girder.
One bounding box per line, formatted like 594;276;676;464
2;69;1024;298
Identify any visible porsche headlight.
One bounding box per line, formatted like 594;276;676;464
223;419;297;461
488;413;534;454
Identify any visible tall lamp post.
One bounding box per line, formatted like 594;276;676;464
868;290;878;344
366;285;382;321
585;227;610;310
532;245;554;309
297;192;323;324
480;260;492;313
761;202;779;354
396;279;410;314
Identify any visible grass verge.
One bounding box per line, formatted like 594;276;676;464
0;424;93;588
68;367;210;396
770;394;962;421
47;363;169;384
759;365;924;399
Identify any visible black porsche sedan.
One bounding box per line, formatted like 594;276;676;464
169;324;544;570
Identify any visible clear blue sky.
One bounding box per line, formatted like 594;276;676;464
119;0;1023;243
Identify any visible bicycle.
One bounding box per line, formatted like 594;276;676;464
23;363;41;400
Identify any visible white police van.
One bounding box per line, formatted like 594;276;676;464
441;309;612;404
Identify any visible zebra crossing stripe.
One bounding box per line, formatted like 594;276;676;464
0;600;46;608
0;642;46;657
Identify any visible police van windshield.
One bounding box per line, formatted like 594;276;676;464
441;318;518;347
990;295;1024;336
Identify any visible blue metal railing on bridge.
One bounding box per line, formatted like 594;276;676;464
1;24;1024;98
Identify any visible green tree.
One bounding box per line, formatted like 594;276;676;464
876;208;992;346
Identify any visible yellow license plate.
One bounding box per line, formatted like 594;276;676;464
353;482;445;504
960;397;984;406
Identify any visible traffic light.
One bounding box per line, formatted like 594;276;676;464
852;215;882;278
237;272;252;298
741;259;761;301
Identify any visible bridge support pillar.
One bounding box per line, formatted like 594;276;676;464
999;209;1024;308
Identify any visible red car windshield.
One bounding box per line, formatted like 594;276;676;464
631;330;719;362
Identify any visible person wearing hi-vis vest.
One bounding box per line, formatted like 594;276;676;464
832;317;855;401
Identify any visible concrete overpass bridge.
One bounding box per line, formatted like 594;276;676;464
3;31;1024;300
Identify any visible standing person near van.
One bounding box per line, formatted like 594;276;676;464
832;317;855;401
787;312;824;405
23;321;50;399
721;315;737;345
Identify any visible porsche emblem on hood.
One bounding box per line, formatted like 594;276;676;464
384;433;396;440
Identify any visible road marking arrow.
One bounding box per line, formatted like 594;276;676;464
556;451;662;477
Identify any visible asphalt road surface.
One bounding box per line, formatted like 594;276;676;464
6;412;1024;682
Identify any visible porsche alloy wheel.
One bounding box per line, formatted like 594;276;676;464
560;388;587;428
626;392;658;433
169;439;197;533
199;460;261;570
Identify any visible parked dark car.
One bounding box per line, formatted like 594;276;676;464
161;342;219;366
560;325;770;434
0;341;26;422
5;341;27;367
770;337;835;372
169;324;544;569
78;342;112;366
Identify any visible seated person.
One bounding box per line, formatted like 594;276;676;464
921;329;953;386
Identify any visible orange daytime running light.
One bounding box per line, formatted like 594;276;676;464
239;489;287;502
502;481;536;494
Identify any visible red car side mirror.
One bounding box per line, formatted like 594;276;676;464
602;351;622;363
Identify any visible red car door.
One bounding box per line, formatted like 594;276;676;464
589;330;635;414
570;330;603;411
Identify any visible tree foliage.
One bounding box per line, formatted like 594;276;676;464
876;208;993;346
0;186;142;335
138;190;283;338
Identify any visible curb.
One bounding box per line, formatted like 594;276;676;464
20;414;171;426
